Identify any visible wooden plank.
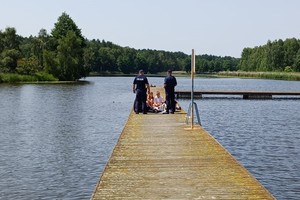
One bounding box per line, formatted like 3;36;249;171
91;88;275;199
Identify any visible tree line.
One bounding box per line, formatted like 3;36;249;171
239;38;300;72
0;12;240;81
0;13;87;81
84;40;240;75
2;12;300;82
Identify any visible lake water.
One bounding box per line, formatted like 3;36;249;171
0;77;300;199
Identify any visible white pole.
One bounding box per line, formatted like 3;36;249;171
191;49;195;129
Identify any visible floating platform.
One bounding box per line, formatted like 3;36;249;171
175;90;300;99
91;88;275;199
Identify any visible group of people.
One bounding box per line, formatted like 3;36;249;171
146;91;165;113
133;69;178;114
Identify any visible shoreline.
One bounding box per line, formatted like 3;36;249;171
217;71;300;81
1;71;300;83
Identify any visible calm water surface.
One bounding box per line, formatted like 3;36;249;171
0;77;299;199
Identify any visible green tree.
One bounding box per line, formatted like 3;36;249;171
272;39;284;71
35;29;49;67
44;12;87;80
0;27;21;72
2;27;19;49
117;47;136;74
0;30;4;53
135;51;148;72
98;47;117;72
51;12;84;42
283;38;299;69
43;50;58;75
56;31;85;80
83;40;101;73
16;56;40;75
295;50;300;72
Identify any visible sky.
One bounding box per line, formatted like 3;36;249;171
1;0;300;58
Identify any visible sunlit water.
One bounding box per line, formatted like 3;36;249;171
0;77;299;199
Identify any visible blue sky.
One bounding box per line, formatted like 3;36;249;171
1;0;300;57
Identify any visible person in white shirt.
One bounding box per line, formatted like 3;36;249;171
153;91;166;112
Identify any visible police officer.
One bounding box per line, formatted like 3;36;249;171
163;69;177;114
133;69;150;114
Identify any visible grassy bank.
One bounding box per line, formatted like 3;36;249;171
74;70;300;81
217;71;300;81
0;73;58;83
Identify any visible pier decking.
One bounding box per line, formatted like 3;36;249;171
91;89;274;199
175;90;300;99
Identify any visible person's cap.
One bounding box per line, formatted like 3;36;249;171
139;69;144;73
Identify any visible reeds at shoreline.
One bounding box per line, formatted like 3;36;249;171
218;71;300;81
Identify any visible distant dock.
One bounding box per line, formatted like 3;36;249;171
91;88;275;199
175;90;300;99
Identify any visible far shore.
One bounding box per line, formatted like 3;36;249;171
217;71;300;81
90;71;300;81
1;71;300;83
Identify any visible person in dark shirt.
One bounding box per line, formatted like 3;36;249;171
133;69;150;114
163;69;177;114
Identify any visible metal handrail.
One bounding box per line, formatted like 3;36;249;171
186;102;201;126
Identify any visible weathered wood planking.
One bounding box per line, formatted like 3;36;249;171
91;88;274;199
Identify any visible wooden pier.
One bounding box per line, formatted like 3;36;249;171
175;90;300;99
91;89;274;199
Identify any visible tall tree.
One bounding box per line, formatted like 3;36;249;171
283;38;299;69
51;12;84;42
0;27;21;72
45;12;87;80
56;31;84;80
36;28;49;67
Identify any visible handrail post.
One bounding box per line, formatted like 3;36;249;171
185;49;201;127
191;49;195;129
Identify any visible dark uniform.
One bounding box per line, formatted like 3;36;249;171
164;74;177;113
133;75;149;114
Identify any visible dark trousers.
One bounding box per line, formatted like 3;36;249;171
134;89;147;113
166;92;176;113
